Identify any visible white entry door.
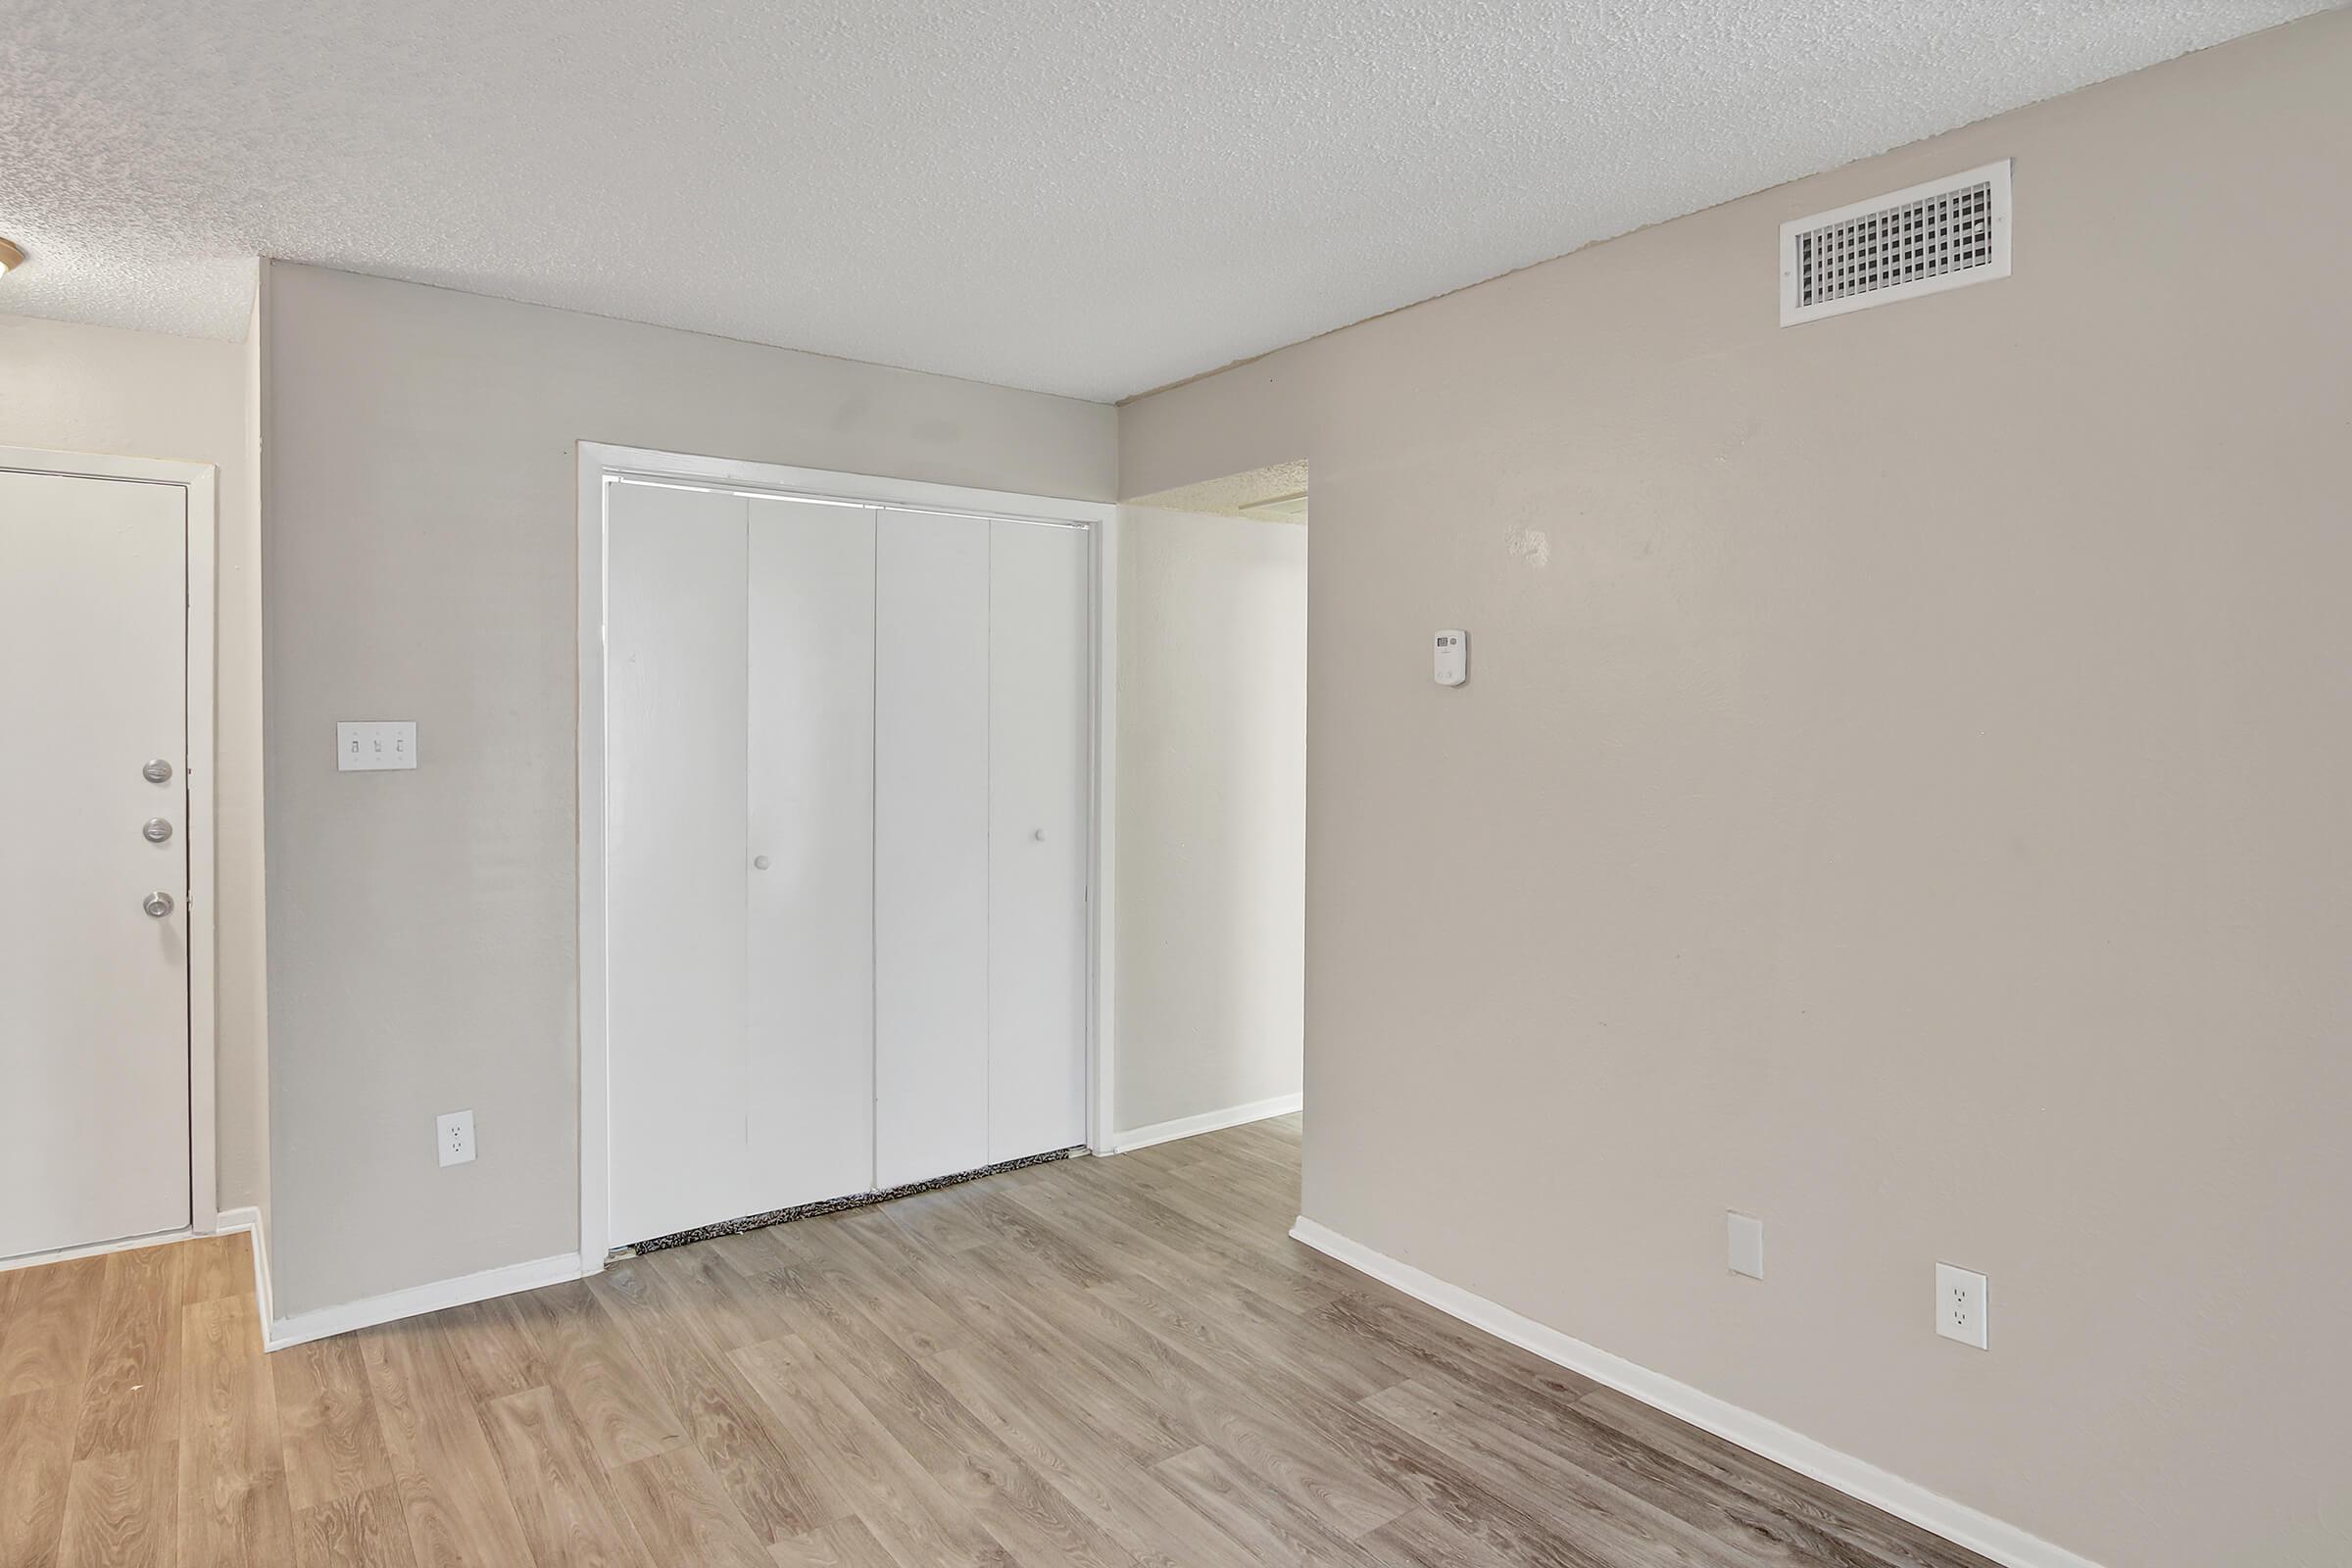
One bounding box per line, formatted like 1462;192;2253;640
0;466;192;1260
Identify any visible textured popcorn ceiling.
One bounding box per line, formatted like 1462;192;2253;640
1132;461;1311;520
0;1;2331;401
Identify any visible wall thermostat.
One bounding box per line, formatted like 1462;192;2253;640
1434;629;1468;687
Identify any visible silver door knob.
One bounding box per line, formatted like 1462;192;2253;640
752;855;771;870
142;759;174;783
143;817;174;844
143;891;174;917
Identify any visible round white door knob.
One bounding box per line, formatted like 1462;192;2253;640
1032;828;1046;842
752;855;771;870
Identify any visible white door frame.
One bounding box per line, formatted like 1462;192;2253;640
0;445;220;1261
574;442;1117;1271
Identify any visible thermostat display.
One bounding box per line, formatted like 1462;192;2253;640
1434;629;1467;687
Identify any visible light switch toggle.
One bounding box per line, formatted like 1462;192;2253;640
337;720;417;771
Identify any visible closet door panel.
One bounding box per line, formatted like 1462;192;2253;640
987;521;1092;1161
873;509;991;1187
748;497;877;1208
607;482;749;1243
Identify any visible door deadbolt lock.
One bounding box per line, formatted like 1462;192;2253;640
142;817;174;844
143;891;175;917
142;759;174;783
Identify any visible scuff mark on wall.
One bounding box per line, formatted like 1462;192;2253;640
1506;526;1551;567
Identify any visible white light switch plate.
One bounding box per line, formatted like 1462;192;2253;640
338;720;417;771
1727;1211;1764;1279
1936;1261;1988;1348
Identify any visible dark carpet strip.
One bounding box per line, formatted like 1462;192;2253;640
616;1145;1083;1258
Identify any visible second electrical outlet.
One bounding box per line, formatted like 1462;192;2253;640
437;1109;476;1167
1936;1261;1988;1348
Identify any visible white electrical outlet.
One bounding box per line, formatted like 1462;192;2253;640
1936;1261;1988;1348
1726;1212;1764;1279
437;1109;475;1167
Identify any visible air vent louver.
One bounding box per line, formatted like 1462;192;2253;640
1781;161;2011;326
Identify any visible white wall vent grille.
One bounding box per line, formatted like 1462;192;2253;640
1781;161;2011;326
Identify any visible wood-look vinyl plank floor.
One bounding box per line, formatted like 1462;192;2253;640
0;1117;2001;1568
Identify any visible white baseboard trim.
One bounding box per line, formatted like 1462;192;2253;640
1289;1217;2102;1568
212;1205;273;1345
261;1250;584;1352
1105;1092;1302;1154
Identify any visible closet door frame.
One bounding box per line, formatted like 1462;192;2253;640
574;442;1117;1272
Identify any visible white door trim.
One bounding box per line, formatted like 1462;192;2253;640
574;442;1117;1271
0;445;219;1241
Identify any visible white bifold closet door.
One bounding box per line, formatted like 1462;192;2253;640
608;481;751;1245
607;483;1088;1244
873;510;992;1187
872;513;1091;1186
608;484;877;1244
984;518;1091;1165
747;495;878;1210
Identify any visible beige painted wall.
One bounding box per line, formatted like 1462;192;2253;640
1114;507;1306;1135
0;312;270;1225
1118;15;2352;1568
260;262;1115;1318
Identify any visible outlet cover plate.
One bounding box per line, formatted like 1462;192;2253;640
1936;1261;1988;1348
437;1109;475;1168
1727;1212;1764;1279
